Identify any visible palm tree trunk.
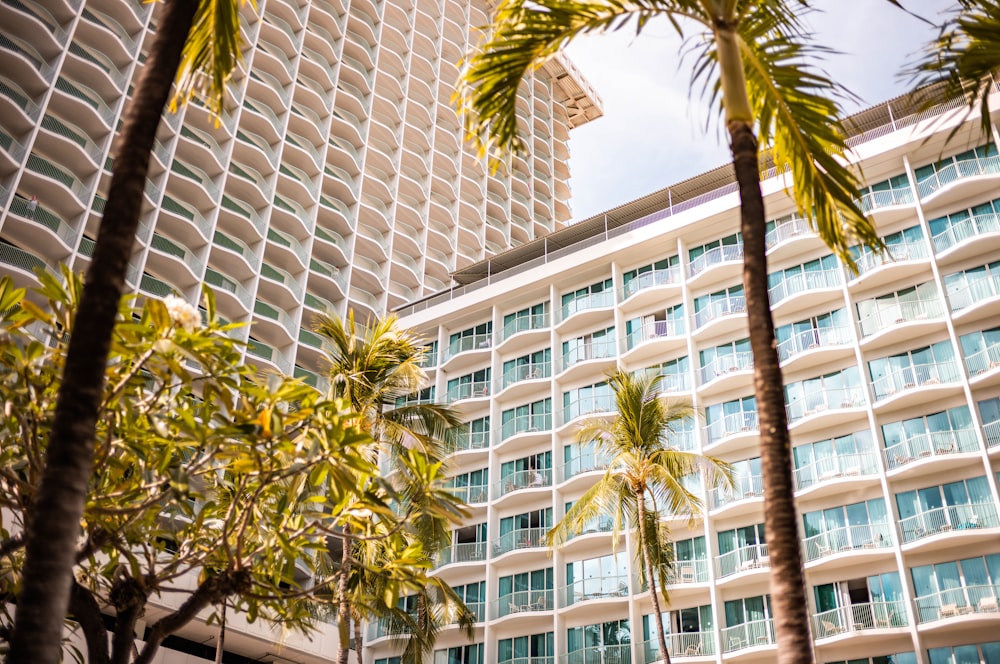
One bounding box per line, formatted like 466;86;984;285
336;533;352;664
729;120;814;664
7;1;199;661
636;495;671;664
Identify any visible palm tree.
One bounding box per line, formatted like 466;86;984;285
457;3;882;660
314;311;466;664
9;2;247;660
548;369;731;664
909;0;1000;136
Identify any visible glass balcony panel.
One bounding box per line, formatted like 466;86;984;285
898;502;999;542
802;522;893;561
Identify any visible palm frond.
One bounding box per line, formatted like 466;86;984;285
171;0;253;116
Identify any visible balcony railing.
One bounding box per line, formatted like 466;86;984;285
446;380;491;402
870;360;961;400
622;266;682;299
642;631;716;661
559;453;612;482
711;474;763;509
566;516;615;540
984;420;1000;449
447;333;492;359
434;541;487;567
769;268;841;304
794;451;879;491
721;619;775;652
883;427;980;470
700;351;753;384
502;362;551;388
857;294;944;337
916;153;1000;199
501;413;551;440
446;428;490;454
802;523;893;561
693;295;745;329
503;312;549;339
765;216;811;250
560;339;616;370
948;271;1000;313
913;583;1000;622
562;645;631;664
932;211;1000;253
860;186;913;212
492;589;553;618
898;502;999;542
561;290;614;319
626;319;684;350
964;343;1000;377
689;243;743;277
705;411;758;445
777;325;852;362
666;558;710;584
853;239;928;276
716;542;769;577
494;527;547;557
786;386;863;422
447;484;488;505
813;600;907;638
497;469;552;498
561;574;630;606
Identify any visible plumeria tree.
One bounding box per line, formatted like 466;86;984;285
0;270;406;664
457;2;882;659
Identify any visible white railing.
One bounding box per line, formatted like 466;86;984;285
492;589;553;618
446;380;491;402
916;154;1000;198
721;619;775;652
700;351;754;384
812;600;906;637
494;527;548;556
899;502;998;542
693;295;745;329
914;583;1000;623
932;211;1000;253
884;428;980;469
860;186;914;212
765;216;812;250
561;575;630;606
447;484;488;505
622;266;682;299
857;294;943;337
496;468;552;497
447;428;489;453
870;360;961;400
984;420;1000;449
964;343;1000;377
561;644;630;664
689;243;743;276
641;631;716;660
853;238;928;275
434;541;487;567
716;542;769;577
502;361;551;388
560;338;616;371
794;451;879;491
561;289;614;319
947;272;1000;312
777;325;852;361
626;318;684;349
802;523;893;561
447;332;492;358
769;268;841;304
559;452;612;482
711;474;763;509
500;413;551;440
502;312;549;339
786;386;863;422
705;410;758;444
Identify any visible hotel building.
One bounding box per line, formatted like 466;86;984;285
0;0;600;386
385;92;1000;664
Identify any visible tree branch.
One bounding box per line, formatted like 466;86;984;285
68;581;109;664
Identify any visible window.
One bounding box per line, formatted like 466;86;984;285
498;508;551;554
979;397;1000;447
643;355;690;393
792;430;875;490
448;322;492;356
503;302;548;339
705;395;757;443
562;439;612;479
775;308;851;360
767;254;840;302
850;224;925;271
433;643;484;664
643;604;713;656
959;327;1000;376
858;172;911;211
448;415;490;452
562;381;614;421
913;142;998;197
911;554;1000;621
693;285;745;328
625;304;685;348
500;398;552;439
498;633;554;664
765;212;811;247
928;195;1000;252
700;338;751;383
813;573;904;632
881;405;976;465
500;452;551;493
802;498;889;556
498;568;553;616
928;641;1000;664
622;255;680;297
783;367;862;421
446;368;491;401
716;523;766;576
567;620;631;661
561;278;613;317
395;386;434;407
501;348;551;387
855;281;941;336
446;467;489;504
566;553;630;599
562;326;616;367
867;340;958;399
689;232;742;275
895;476;991;541
452;581;485;622
943;260;1000;312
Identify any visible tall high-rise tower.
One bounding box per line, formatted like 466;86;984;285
0;0;601;385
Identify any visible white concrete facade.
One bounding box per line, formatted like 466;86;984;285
389;93;1000;664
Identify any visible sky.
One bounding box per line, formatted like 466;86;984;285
563;0;956;221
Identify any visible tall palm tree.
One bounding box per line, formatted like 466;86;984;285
457;3;882;660
909;0;1000;136
314;311;466;664
9;2;247;661
549;369;731;664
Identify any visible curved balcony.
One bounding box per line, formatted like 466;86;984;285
446;428;490;456
560;575;630;608
499;414;552;448
802;523;893;565
715;543;769;580
692;295;746;336
931;209;1000;263
899;502;999;545
916;152;1000;206
493;590;553;620
699;351;753;395
148;233;203;278
947;271;1000;322
558;291;615;333
860;185;914;218
688;243;743;284
641;631;717;661
721;619;775;654
765;216;822;259
704;411;758;450
768;268;842;318
493;527;547;559
793;451;880;496
871;360;962;410
913;584;1000;625
6;194;77;248
883;428;981;474
849;239;930;287
442;334;492;371
203;267;252;311
433;542;487;569
786;387;865;434
446;483;488;506
498;362;551;401
857;294;945;347
710;474;764;515
777;325;853;373
624;319;686;367
812;601;908;641
446;379;491;404
501;312;550;345
620;266;682;311
558;452;612;486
